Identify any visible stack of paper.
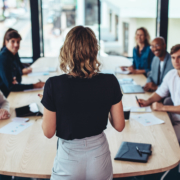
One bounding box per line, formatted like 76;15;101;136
131;114;164;126
28;72;49;77
130;106;152;113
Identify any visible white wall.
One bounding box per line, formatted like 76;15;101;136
167;18;180;52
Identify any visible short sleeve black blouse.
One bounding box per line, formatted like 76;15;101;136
41;73;122;140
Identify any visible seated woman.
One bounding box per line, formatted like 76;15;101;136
2;28;32;75
121;27;154;75
0;90;10;120
0;30;44;97
41;26;125;180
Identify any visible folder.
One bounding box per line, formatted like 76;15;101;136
114;141;152;163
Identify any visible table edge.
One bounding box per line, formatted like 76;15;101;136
0;160;179;178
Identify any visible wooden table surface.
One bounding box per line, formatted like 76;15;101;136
0;56;179;178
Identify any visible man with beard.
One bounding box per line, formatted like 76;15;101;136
143;37;173;92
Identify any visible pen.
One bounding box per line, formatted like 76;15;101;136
136;146;142;156
38;79;42;82
135;96;141;107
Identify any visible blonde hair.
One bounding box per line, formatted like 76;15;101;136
60;26;101;78
135;27;151;47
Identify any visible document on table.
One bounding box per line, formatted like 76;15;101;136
28;72;49;77
131;114;164;126
12;117;29;123
115;67;130;74
24;87;44;92
101;69;115;75
131;106;152;112
32;67;57;73
118;78;137;85
0;122;33;135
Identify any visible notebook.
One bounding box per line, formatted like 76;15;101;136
114;141;152;163
121;85;145;94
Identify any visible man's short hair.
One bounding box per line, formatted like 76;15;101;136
170;44;180;55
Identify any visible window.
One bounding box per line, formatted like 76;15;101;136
0;0;32;57
42;0;98;57
100;0;157;56
167;0;180;52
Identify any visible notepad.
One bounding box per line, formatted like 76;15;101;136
0;122;33;135
131;106;152;113
12;117;29;123
131;114;164;126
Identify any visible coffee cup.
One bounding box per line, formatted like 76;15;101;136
123;107;131;120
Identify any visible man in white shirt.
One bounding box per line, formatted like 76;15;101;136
138;44;180;143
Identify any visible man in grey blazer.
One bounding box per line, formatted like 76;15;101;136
143;37;174;92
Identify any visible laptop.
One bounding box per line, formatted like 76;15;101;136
121;84;145;94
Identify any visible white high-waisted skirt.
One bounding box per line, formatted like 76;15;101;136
51;132;113;180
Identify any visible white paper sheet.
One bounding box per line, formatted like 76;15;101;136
28;72;49;77
0;122;33;135
101;69;115;75
131;114;164;126
24;87;44;92
118;78;137;85
32;67;57;73
131;106;152;113
12;117;29;123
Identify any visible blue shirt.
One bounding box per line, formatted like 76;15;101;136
0;47;33;97
133;45;154;74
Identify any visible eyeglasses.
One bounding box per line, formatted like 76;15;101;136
150;44;161;49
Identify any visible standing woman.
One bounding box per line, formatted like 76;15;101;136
121;27;154;75
41;26;125;180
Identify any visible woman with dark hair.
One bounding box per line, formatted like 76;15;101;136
0;30;44;97
1;28;32;75
121;27;154;75
40;26;125;180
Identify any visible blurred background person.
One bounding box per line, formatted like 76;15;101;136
1;28;32;75
0;30;44;97
121;27;154;75
143;37;174;92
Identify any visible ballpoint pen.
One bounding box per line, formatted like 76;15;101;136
38;79;42;82
136;146;142;156
135;96;141;107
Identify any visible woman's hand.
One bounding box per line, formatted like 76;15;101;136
22;67;32;75
0;109;10;120
38;94;43;100
120;66;128;71
127;66;136;73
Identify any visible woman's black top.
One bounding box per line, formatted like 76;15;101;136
41;73;123;140
0;47;33;97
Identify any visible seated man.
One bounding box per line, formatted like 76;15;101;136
138;44;180;143
143;37;173;92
